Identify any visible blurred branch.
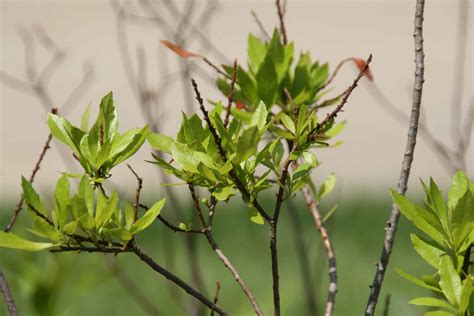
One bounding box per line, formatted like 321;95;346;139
366;0;426;314
105;256;163;316
382;294;391;316
251;10;270;40
276;0;288;45
0;271;18;316
210;282;221;316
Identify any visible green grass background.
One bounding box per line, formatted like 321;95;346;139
0;193;430;316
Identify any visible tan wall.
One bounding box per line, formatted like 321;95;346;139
1;0;472;198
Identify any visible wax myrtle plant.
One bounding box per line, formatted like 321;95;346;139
0;92;165;252
393;171;473;315
0;22;371;316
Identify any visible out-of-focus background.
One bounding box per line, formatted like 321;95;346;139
0;0;472;315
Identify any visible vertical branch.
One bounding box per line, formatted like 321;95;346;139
0;271;18;316
275;0;288;45
188;185;264;316
382;294;391;316
210;282;221;316
301;186;337;316
365;0;426;314
127;164;143;222
4;108;58;232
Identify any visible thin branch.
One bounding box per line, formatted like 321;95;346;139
4;109;57;232
0;72;32;93
51;246;129;253
127;164;143;222
61;62;95;115
251;10;270;40
310;54;372;137
0;271;18;316
301;186;337;316
210;282;221;316
138;203;203;234
202;57;232;79
365;1;426;314
276;0;288;45
188;185;264;316
131;243;228;316
321;58;352;90
105;256;162;316
223;60;237;128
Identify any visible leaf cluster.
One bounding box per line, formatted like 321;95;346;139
393;171;473;315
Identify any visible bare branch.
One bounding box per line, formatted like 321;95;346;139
0;271;18;316
301;185;337;316
210;282;221;316
382;294;391;316
127;164;143;222
366;1;426;314
188;185;263;316
131;243;228;316
4;108;57;232
202;57;232;79
0;71;32;93
276;0;288;45
321;58;352;90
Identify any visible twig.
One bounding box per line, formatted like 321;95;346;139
223;60;237;128
276;0;288;45
365;1;426;314
202;57;232;79
127;164;143;222
51;246;129;253
131;242;228;316
251;10;270;40
321;58;352;90
301;186;337;316
188;185;264;316
4;109;57;232
105;256;162;316
0;271;18;316
210;282;221;316
138;203;203;234
310;54;372;137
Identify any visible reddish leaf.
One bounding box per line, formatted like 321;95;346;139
235;101;245;110
352;57;374;81
160;40;201;58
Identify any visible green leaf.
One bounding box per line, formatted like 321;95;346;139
250;101;268;131
322;204;338;223
125;203;134;230
429;178;449;227
409;297;455;310
81;103;92;131
411;234;444;269
448;171;469;210
247;33;266;74
451;190;474;248
395;267;442;292
54;174;70;228
213;186;234;201
236;126;259;161
460;277;472;313
98;91;118;141
148;132;175;154
256;55;278;107
281;114;296;135
95;191;119;228
62;220;78;235
302;151;318;167
325;121;346;138
439;255;462;308
21;177;46;216
109;125;150;167
248;207;264;225
47;113;85;156
0;232;55;251
424;311;456;316
319;174;336;200
130;198;166;235
78;176;95;215
391;189;447;246
28;217;61;241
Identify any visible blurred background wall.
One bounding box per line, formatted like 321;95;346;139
1;0;472;200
